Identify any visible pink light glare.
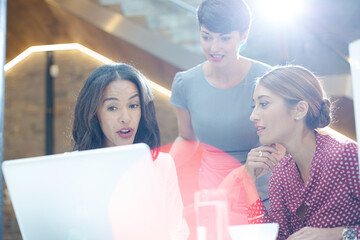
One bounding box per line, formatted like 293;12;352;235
107;142;263;238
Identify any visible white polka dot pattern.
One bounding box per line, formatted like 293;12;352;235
247;133;360;240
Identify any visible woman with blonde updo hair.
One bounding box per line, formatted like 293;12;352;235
220;65;360;240
257;66;332;130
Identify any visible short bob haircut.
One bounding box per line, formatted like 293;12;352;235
72;63;160;159
197;0;252;34
257;65;332;130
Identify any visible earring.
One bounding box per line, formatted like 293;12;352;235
295;117;300;120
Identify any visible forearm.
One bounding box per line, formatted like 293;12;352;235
287;226;355;240
333;227;346;240
247;199;269;224
169;136;199;168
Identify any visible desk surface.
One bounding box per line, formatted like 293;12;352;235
229;223;279;240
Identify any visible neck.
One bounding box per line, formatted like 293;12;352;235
204;57;250;86
283;129;317;183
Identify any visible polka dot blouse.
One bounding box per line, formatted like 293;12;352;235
247;132;360;239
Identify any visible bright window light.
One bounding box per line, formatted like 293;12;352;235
4;43;171;98
258;0;304;26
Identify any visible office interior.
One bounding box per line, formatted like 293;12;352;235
2;0;360;239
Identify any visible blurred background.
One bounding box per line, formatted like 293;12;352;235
3;0;360;239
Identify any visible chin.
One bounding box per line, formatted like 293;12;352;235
259;136;273;145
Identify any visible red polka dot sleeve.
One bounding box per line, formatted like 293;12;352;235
247;133;360;240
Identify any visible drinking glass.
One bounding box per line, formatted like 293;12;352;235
194;189;230;240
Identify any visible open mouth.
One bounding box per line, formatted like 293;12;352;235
210;54;224;61
211;54;223;59
117;128;134;139
256;126;265;134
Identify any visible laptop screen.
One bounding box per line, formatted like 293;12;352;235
3;143;167;240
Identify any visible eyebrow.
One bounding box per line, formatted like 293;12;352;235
200;30;210;34
256;95;271;101
128;93;139;100
200;30;229;36
103;93;139;103
252;95;269;103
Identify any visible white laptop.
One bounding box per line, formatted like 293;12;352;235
2;143;168;240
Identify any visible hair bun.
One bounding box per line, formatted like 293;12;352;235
318;99;331;128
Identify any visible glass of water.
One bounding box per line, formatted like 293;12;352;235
194;188;230;240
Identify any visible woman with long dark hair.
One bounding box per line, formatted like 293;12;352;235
72;63;189;239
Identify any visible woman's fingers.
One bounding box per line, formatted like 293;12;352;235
246;145;282;178
248;160;273;174
259;152;279;168
248;152;278;168
250;145;281;156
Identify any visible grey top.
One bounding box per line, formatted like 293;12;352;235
170;60;271;164
170;59;272;209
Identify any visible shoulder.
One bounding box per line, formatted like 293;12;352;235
316;133;358;165
243;59;272;84
153;152;176;171
173;63;204;85
249;59;272;74
153;153;179;184
156;152;174;162
171;64;204;108
171;63;204;106
317;132;356;153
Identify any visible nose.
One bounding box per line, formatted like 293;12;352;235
249;107;258;122
119;108;131;124
210;39;220;52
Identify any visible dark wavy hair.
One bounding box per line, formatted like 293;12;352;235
72;63;160;159
257;65;332;130
197;0;252;34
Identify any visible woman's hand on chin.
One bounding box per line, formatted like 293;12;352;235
244;144;282;181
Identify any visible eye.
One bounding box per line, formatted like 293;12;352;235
260;102;269;107
221;36;231;41
129;103;139;109
107;106;117;111
201;35;211;41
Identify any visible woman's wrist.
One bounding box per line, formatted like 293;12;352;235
230;166;247;181
243;164;257;182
